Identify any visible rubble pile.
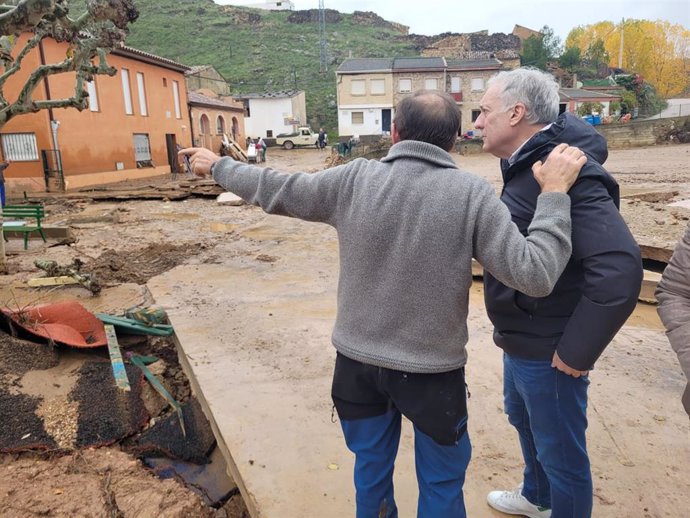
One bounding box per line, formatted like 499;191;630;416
287;9;341;24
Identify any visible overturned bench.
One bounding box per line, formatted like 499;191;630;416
2;204;47;249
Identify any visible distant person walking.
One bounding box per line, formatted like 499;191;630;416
180;90;587;518
0;159;10;207
318;127;327;151
257;137;267;162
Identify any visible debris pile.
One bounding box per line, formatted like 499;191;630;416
87;243;196;285
0;300;237;509
34;258;101;294
288;9;341;24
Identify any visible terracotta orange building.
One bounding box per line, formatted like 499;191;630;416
188;91;246;153
1;35;192;194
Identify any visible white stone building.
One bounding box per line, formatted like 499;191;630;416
234;90;307;140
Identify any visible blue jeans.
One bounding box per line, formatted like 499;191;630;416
332;353;471;517
503;353;592;518
340;411;471;518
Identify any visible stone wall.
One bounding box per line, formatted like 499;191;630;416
595;116;690;149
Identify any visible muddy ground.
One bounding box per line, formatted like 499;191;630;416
0;143;689;517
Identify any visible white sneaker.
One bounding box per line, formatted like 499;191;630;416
487;484;551;518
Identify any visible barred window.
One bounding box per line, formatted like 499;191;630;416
1;133;39;161
133;133;153;168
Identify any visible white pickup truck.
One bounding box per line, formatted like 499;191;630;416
275;127;325;149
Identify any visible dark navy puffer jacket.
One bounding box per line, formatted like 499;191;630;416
484;112;643;370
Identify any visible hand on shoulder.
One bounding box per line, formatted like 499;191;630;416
533;143;587;194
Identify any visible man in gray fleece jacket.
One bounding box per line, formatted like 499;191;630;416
180;90;586;518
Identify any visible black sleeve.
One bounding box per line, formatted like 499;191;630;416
556;174;643;370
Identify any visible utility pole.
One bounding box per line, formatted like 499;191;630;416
618;18;625;69
319;0;328;73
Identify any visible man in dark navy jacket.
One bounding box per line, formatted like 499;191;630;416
475;68;643;518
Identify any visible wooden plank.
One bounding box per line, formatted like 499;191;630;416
640;244;674;263
640;270;662;304
27;276;80;287
105;324;131;392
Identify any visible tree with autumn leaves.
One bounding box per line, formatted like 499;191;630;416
565;20;690;98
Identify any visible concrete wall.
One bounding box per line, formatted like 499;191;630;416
244;97;297;139
291;92;308;133
338;107;392;137
186;68;231;96
595;116;690;149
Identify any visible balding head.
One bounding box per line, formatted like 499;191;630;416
393;90;460;151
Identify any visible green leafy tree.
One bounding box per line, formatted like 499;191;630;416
559;46;582;71
0;0;138;273
616;74;667;116
521;25;562;70
585;39;609;69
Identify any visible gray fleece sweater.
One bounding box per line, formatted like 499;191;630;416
212;140;572;373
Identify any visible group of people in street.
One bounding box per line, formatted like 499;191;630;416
244;137;266;163
180;66;688;518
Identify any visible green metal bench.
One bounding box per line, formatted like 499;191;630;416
2;204;47;249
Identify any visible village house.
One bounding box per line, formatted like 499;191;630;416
188;92;246;153
559;88;622;117
336;58;395;138
336;56;507;137
184;65;247;150
186;65;232;97
336;55;623;138
234;90;307;141
1;35;191;194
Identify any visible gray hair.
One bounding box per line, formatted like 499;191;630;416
488;68;560;124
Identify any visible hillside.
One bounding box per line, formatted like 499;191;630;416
117;0;428;137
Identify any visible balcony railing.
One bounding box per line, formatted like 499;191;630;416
450;92;463;102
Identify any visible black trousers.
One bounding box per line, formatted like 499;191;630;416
331;352;468;446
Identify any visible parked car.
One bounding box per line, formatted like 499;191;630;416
275;127;324;149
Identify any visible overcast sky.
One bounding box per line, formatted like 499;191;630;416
227;0;689;42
